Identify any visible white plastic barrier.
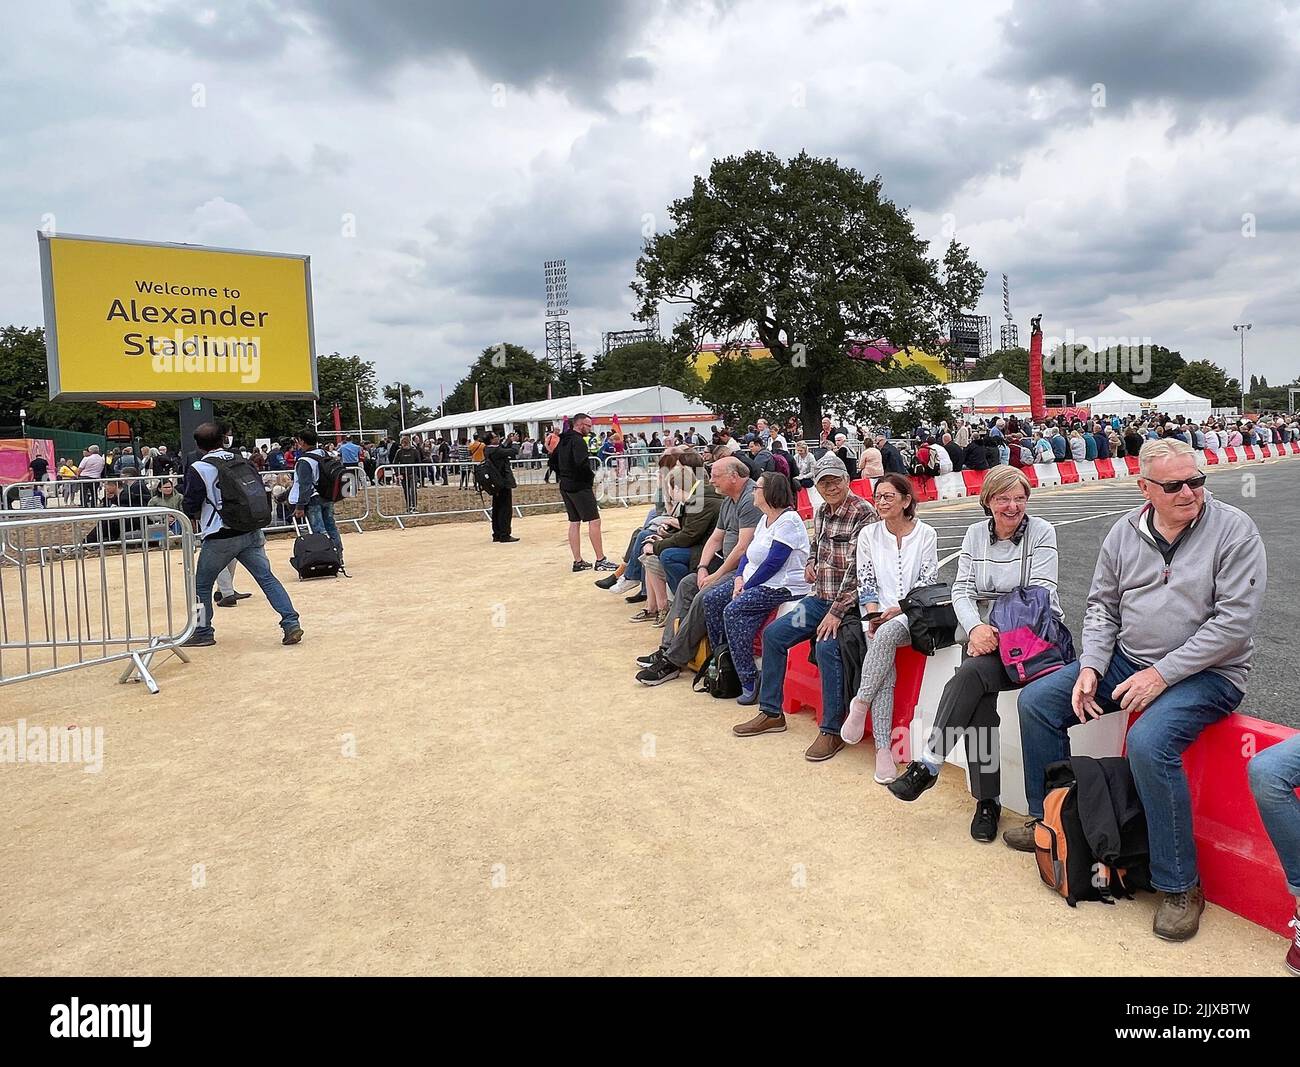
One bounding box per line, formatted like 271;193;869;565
908;644;1130;815
1074;460;1099;483
935;472;967;500
1031;463;1061;487
1213;449;1229;466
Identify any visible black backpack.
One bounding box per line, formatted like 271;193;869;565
474;460;502;496
692;644;742;699
291;532;341;579
207;455;271;533
312;453;346;503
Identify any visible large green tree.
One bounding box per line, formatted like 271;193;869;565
1177;360;1239;408
589;339;701;394
632;150;985;435
444;343;555;414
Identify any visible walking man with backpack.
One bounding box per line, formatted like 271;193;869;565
291;429;347;572
181;422;303;648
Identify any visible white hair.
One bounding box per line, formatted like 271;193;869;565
1138;437;1196;477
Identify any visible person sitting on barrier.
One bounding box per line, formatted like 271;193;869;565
858;443;884;482
1008;438;1265;941
1247;733;1300;975
635;457;760;686
840;473;939;783
181;422;302;649
889;465;1063;844
703;471;811;705
792;440;816;488
81;481;124;543
596;453;679;595
733;453;877;761
637;454;722;624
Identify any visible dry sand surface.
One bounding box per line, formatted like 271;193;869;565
1;507;1287;976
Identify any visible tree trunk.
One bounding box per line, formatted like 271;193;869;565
799;384;823;447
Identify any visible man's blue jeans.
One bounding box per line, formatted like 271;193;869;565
756;596;846;736
1018;648;1242;893
659;547;692;593
625;526;655;583
305;501;343;563
1249;735;1300;896
195;530;300;639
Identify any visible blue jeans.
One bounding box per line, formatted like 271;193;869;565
1018;648;1242;893
756;596;846;736
305;501;343;562
625;526;655;583
1249;735;1300;896
194;530;300;639
659;547;692;593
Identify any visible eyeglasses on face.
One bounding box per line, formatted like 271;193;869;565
1144;473;1207;494
992;494;1027;506
873;492;903;503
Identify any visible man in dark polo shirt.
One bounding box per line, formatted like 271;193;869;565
548;412;616;573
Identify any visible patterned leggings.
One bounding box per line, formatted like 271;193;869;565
854;615;913;750
704;583;794;688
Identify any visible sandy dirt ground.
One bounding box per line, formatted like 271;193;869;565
1;506;1288;976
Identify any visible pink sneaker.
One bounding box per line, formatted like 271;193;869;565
874;747;899;784
842;697;869;746
1287;912;1300;976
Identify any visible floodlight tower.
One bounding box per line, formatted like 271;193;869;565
544;259;573;378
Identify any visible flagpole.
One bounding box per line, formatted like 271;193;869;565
399;383;406;433
354;380;364;443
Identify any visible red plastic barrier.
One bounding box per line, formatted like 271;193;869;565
1203;449;1219;465
782;643;821;717
1021;465;1039;487
1123;456;1141;475
1291;442;1300;455
1094;458;1115;479
753;607;780;658
1224;447;1239;464
1123;710;1298;937
1243;445;1258;460
1056;460;1079;484
849;478;874;503
961;470;986;497
911;475;937;502
796;488;814;521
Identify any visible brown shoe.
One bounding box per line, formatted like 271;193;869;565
1153;885;1206;942
1002;820;1038;853
733;712;786;737
804;733;845;762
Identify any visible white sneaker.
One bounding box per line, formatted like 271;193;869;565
611;576;636;595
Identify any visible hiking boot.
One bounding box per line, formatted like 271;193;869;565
970;799;1002;843
1153;885;1206;942
636;657;681;686
282;627;304;646
1286;913;1300;976
572;560;592;572
733;712;786;737
629;608;656;623
593;557;618;572
594;573;620;590
1002;821;1038;853
888;761;939;802
804;733;844;762
636;649;665;670
182;633;216;647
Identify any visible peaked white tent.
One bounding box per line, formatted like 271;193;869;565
877;376;1032;418
1082;381;1147;416
1148;382;1212;421
406;386;716;439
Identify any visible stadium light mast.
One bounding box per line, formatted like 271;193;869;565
1232;323;1252;413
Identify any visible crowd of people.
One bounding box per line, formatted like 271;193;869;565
569;412;1297;967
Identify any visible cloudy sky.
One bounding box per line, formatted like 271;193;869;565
3;0;1298;403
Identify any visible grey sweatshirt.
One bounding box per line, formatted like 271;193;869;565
952;514;1063;633
1080;491;1265;694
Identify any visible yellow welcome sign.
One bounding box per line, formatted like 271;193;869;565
38;232;318;400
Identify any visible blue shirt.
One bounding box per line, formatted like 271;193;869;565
340;442;361;464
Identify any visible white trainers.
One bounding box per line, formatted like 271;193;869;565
611;576;636;595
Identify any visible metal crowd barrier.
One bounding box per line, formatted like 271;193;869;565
259;467;370;535
0;506;197;693
371;462;497;528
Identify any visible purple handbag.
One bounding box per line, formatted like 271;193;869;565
988;539;1076;684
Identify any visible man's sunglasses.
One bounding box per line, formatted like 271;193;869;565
1142;473;1207;494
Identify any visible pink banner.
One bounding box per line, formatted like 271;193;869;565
0;439;54;486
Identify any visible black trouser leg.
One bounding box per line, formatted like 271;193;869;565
491;489;512;538
927;651;1012;801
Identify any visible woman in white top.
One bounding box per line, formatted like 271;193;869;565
793;441;816;488
705;471;811;704
840;474;940;783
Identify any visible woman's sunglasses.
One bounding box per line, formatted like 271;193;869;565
1143;473;1208;494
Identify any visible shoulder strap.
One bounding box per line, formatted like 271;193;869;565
1019;532;1030;588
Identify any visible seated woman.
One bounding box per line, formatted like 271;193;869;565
704;471;811;704
838;474;939;784
857;444;884;484
792;440;816;489
888;465;1063;844
597;453;680;595
636;455;720;624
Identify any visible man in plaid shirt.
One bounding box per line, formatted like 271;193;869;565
734;453;879;761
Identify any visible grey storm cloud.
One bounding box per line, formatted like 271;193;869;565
995;0;1296;114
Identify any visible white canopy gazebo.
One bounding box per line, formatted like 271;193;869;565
1147;382;1212;422
877;376;1032;419
1082;381;1148;416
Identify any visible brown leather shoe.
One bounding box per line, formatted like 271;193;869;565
733;712;786;737
1002;820;1038;853
1153;885;1205;942
804;733;845;762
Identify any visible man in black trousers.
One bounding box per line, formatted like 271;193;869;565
485;432;519;542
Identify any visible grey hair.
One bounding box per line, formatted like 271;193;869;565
1138;437;1196;477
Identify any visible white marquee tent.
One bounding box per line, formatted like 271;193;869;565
1081;381;1148;416
878;376;1032;418
406;386;716;440
1148;382;1213;421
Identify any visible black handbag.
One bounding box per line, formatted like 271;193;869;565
899;583;959;655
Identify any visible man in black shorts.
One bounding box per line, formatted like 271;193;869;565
548;412;615;573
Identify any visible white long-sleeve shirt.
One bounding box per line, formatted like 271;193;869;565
856;520;940;611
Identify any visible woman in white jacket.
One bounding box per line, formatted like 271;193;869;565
840;473;940;783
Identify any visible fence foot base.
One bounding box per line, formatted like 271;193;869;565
120;640;189;693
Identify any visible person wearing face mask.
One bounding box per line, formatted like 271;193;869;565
888;465;1063;846
1011;438;1265;943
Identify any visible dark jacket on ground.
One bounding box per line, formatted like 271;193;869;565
549;428;595;490
486;444;518;489
652;481;724;568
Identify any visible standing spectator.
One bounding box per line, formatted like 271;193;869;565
291;429;346;571
391;434;424;513
485;431;519;542
339;434;362;488
549;413;615;572
76;445;105;506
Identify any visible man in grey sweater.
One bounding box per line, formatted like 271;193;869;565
1010;438;1266;942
